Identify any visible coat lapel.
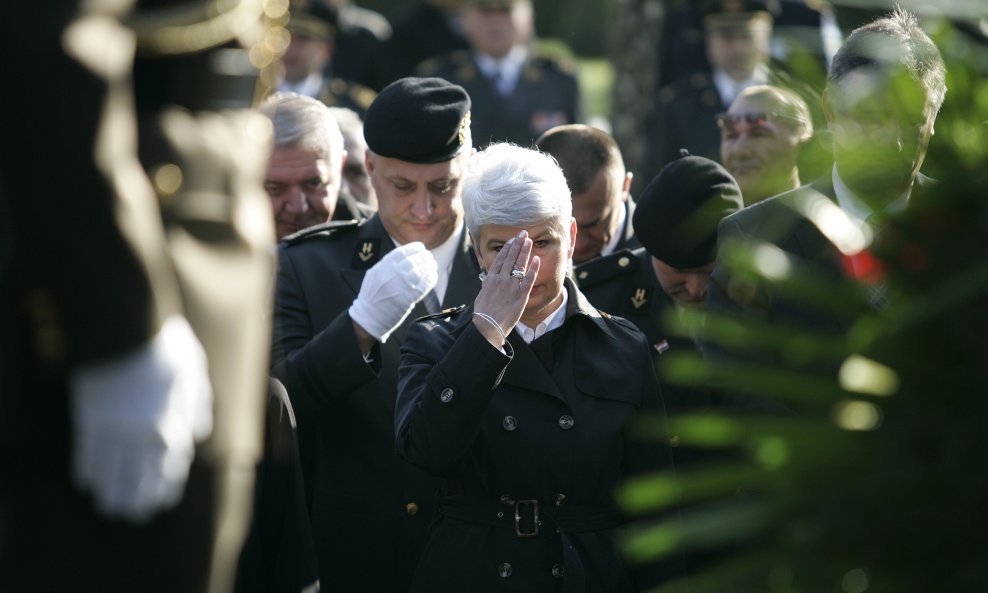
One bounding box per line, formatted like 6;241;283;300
499;331;565;402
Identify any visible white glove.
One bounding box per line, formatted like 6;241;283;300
349;241;439;343
70;315;213;523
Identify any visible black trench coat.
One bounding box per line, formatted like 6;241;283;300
395;280;673;592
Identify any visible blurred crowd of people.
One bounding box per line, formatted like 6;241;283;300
2;0;985;592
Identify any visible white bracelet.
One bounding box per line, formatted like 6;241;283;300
472;311;506;343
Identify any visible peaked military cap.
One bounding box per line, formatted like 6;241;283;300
364;77;472;164
287;0;336;40
633;150;743;269
698;0;773;33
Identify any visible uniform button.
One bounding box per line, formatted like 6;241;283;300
502;415;517;431
551;563;565;578
618;256;631;268
405;502;419;515
552;493;567;507
558;415;575;430
499;494;516;507
439;388;455;403
578;270;589;280
498;562;513;578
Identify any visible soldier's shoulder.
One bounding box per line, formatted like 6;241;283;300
412;304;471;333
529;50;578;77
319;78;377;113
281;219;363;248
658;72;713;105
574;248;645;288
416;50;471;77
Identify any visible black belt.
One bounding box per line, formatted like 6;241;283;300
438;495;620;537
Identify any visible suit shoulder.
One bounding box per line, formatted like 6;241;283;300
417;50;471;77
574;248;644;288
657;72;711;105
281;219;362;247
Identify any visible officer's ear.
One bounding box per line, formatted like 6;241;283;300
364;150;375;176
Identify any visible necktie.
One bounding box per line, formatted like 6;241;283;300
422;289;441;315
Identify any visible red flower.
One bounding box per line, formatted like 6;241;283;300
841;249;886;284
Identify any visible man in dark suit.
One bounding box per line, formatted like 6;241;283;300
417;0;580;148
646;0;777;179
260;93;373;240
536;124;639;265
270;77;482;592
1;1;276;591
708;8;946;371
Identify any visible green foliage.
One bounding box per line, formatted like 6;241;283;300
618;16;988;593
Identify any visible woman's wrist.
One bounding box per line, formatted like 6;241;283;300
472;312;506;350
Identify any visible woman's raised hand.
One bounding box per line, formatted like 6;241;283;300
472;230;540;348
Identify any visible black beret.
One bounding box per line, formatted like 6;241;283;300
633;152;743;269
363;77;472;164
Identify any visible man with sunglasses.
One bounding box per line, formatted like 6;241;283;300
719;84;814;205
707;9;946;375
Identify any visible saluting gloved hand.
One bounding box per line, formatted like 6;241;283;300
70;315;213;523
349;241;439;344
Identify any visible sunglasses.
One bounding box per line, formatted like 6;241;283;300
716;111;803;132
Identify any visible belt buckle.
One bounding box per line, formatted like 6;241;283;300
514;499;539;538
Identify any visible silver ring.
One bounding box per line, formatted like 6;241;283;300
510;268;525;280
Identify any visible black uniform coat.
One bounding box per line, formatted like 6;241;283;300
574;248;708;412
417;49;581;148
271;214;481;592
395;280;672;592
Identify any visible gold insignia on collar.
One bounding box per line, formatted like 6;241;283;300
631;287;648;309
358;241;374;262
458;111;472;146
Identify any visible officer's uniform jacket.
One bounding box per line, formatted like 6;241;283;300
575;248;710;417
271;214;481;592
417;49;581;148
394;279;673;592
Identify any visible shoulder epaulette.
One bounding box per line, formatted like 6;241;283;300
574;249;641;287
414;304;468;324
282;219;362;246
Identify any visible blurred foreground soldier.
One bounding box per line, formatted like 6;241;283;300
270;77;482;591
418;0;580;147
395;143;674;592
536;124;638;265
328;106;378;209
719;84;813;204
646;0;775;175
575;153;742;408
279;2;377;116
1;1;275;592
708;8;946;367
260;93;372;240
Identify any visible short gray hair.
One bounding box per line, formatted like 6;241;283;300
463;143;572;240
259;92;346;168
828;7;946;112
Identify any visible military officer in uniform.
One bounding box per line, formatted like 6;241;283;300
395;143;674;592
1;0;275;591
536;124;640;265
260;92;373;240
270;77;482;592
574;152;742;415
645;1;777;178
417;0;581;148
278;1;378;116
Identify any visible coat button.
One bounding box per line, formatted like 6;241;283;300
552;563;565;578
502;415;517;431
498;562;513;578
552;493;567;507
499;494;516;507
405;502;419;515
439;388;455;403
558;415;575;430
